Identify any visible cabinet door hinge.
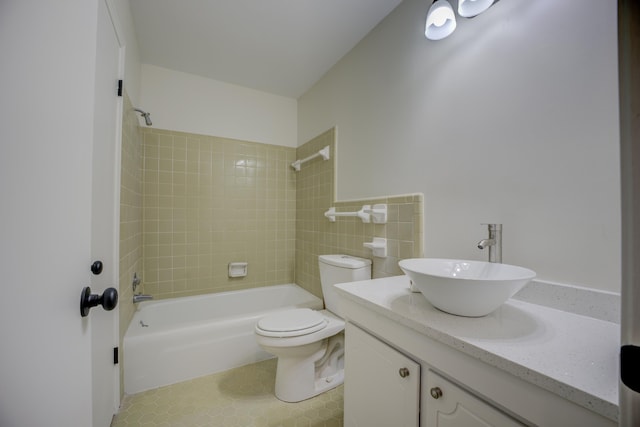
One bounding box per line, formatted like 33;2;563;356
113;347;119;365
117;79;123;97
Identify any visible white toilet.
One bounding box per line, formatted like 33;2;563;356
255;254;371;402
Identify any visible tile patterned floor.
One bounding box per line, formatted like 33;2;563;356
111;359;344;427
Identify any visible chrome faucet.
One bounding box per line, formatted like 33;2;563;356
132;272;141;293
131;272;152;303
477;224;502;263
133;294;153;303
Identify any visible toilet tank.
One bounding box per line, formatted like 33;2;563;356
319;254;372;317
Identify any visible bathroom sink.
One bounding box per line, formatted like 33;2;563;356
398;258;536;317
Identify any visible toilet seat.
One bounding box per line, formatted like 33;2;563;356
256;308;328;338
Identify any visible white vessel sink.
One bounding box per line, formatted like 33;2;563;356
398;258;536;317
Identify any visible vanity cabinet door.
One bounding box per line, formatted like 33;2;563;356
344;323;420;427
425;370;525;427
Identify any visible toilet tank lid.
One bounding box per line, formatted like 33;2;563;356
319;254;371;269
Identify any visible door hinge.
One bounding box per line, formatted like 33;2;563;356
117;79;123;97
113;347;119;365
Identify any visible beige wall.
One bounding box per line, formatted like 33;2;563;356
141;128;296;299
118;93;144;397
295;129;423;298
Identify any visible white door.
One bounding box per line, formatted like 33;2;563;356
91;0;123;425
0;1;121;425
344;323;420;427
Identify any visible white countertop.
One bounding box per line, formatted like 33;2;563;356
334;276;620;422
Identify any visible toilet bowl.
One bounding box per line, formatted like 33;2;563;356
254;254;371;402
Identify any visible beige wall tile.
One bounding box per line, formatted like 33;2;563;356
141;129;296;299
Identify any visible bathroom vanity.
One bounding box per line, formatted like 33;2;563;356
335;276;619;427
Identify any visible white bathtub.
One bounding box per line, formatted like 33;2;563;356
123;284;323;394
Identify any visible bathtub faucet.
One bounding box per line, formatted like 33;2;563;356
133;294;153;303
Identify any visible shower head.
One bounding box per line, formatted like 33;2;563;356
133;108;152;126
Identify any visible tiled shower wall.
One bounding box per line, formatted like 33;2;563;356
122;123;422;305
295;128;424;298
141;129;296;299
119;93;144;397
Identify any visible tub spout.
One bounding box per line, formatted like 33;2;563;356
133;294;153;303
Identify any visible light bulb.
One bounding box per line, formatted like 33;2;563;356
425;0;456;41
431;10;450;27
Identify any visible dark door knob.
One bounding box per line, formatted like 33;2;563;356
80;286;118;317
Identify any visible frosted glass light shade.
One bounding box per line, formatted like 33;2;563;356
458;0;495;18
425;0;457;40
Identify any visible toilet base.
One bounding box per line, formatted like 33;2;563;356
273;334;345;403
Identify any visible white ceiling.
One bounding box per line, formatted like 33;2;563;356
129;0;403;99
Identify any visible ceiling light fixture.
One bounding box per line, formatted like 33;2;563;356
458;0;495;18
425;0;498;41
425;0;457;41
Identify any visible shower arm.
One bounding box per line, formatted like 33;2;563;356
133;108;152;126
